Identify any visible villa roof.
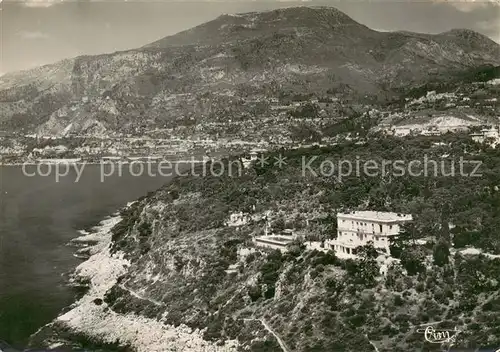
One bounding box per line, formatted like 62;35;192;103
337;211;412;223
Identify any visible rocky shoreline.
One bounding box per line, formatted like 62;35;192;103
30;202;238;352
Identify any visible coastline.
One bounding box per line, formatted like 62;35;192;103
33;201;238;352
0;159;210;167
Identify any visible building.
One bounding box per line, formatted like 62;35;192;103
421;127;442;136
331;211;412;255
241;148;266;167
470;132;485;143
254;229;296;252
471;126;500;145
250;148;266;160
253;236;294;252
225;212;251;227
392;126;416;137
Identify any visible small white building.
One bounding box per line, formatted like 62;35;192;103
331;211;413;255
249;148;266;160
242;148;266;168
471;133;485;144
253;236;294;252
471;126;500;146
392;126;416;137
420;127;442;136
253;221;297;252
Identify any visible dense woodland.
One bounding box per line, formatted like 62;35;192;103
140;132;500;253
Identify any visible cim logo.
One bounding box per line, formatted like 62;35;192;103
416;325;462;344
448;349;500;352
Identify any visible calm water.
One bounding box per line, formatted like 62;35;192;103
0;165;173;349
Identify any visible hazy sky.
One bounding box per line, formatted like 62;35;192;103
1;0;499;75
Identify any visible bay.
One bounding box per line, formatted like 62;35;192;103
0;164;174;349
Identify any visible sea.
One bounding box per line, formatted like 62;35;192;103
0;164;174;349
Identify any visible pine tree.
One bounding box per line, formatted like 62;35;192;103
433;239;450;267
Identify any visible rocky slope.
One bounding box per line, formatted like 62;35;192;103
32;135;500;351
1;6;499;137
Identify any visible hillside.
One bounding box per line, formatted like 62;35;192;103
31;134;500;351
1;6;499;137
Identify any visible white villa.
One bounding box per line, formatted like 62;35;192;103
330;211;413;255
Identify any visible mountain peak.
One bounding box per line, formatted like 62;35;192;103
253;6;358;24
235;5;352;17
442;28;497;42
145;6;363;48
2;6;500;136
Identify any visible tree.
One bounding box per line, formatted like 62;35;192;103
390;223;419;258
353;242;379;287
440;203;451;243
288;103;319;119
287;238;306;258
385;262;405;290
390;229;426;275
259;250;284;299
433;239;450;267
355;242;378;260
400;246;426;275
272;217;286;233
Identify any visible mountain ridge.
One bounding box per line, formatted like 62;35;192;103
1;6;499;137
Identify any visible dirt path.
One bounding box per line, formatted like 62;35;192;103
243;318;291;352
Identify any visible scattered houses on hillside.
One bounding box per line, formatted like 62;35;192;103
387;116;479;137
242;208;413;257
